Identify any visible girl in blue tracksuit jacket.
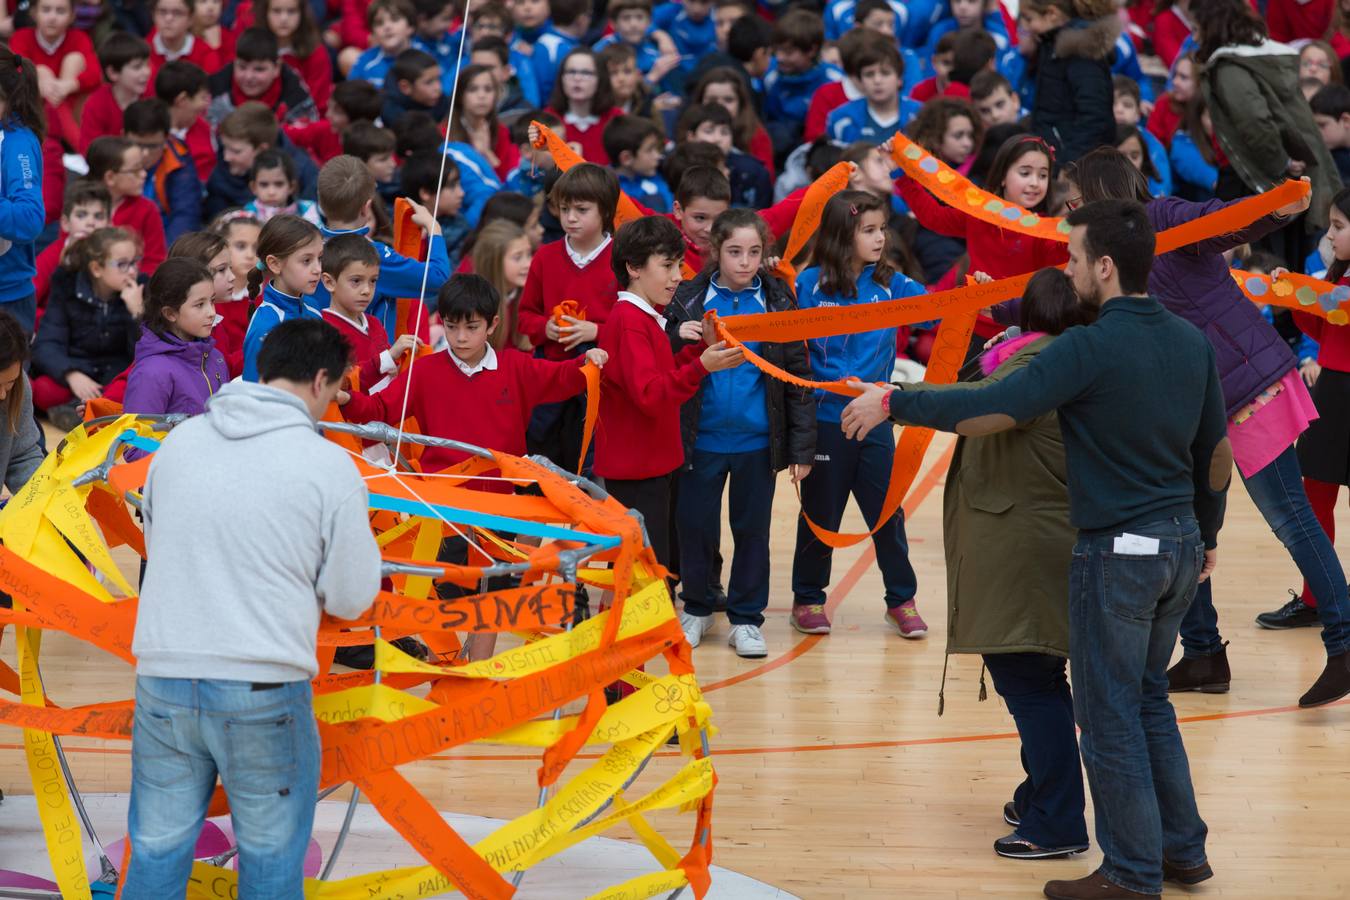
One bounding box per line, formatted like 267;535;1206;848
0;49;49;335
790;190;930;640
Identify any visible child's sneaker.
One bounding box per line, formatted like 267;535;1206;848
679;610;711;648
885;600;928;638
790;604;831;634
727;624;767;658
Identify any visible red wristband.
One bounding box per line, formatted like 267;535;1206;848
881;388;892;417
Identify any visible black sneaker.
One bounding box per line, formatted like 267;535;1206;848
391;636;430;661
1166;644;1230;694
1003;801;1020;827
1299;651;1350;708
993;833;1088;860
333;644;375;670
1256;591;1321;630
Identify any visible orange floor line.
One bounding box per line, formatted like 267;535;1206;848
703;441;956;694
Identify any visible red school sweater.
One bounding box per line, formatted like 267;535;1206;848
10;27;100;100
78;83;128;155
284;118;343;165
631;189;806;274
214;294;250;378
175;117;215;183
1296;287;1350;372
321;307;395;391
897;177;1068;280
545;107;623;165
147;30;218;86
113;196;168;275
341;346;589;484
595;299;708;481
517;238;619;360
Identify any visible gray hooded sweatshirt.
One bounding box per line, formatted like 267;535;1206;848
133;380;380;683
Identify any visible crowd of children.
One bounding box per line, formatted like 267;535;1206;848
0;0;1347;671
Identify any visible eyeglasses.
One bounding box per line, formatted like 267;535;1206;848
111;257;143;271
562;69;598;78
118;166;146;175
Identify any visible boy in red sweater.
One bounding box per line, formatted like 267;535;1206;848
341;273;607;480
12;0;100;144
517;163;622;469
86;136;168;275
318;234;418;396
155;60;215;183
284;80;383;167
595;215;743;567
36;181;111;314
79;32;151;155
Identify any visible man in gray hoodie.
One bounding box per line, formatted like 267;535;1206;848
123;319;380;898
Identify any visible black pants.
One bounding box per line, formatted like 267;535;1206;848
604;473;676;569
526;390;592;474
982;652;1088;848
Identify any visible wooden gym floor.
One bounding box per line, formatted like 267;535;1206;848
2;433;1349;897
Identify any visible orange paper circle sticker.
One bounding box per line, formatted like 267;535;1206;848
1330;309;1349;326
1295;286;1318;306
965;188;983;206
936;170;955;184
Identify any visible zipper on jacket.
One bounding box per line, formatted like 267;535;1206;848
201;352;213;395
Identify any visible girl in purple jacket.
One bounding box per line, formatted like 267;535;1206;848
123;257;229;419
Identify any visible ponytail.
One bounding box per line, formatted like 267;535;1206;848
250;213;321;301
0;47;46;143
246;264;266;301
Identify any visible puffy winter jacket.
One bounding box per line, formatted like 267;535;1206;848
33;268;139;385
1030;16;1118;164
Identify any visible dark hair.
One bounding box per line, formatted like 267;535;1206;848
691;67;761;152
1112;73;1141;104
169;229;228;265
322;232;380;278
98;31;151;78
1019;268;1081;334
367;0;417;27
144;257;213;338
1179;95;1216;167
950;28;998;85
437;272;500;322
1115;124;1161;183
728;14;772;64
218;100;278;146
342;121;397;161
257;319;352;385
248;213;322;299
934;30;959;56
64;226;138;274
411;0;455;17
457;190;535;259
550;0;590;27
707;207;771;273
906;97;983;162
969;69;1013;104
87;136;137;181
470;0;510;29
551;163;620;233
1326;187;1350;282
62;180;112;217
249;147;299;192
1312;83;1350;120
548;47;614;114
811;190;894;296
318;155;377;224
611;215;685;287
664;142;724;193
400;151;456;202
235;26;280;63
603;114;663;165
154;60;207;104
677;102;734;142
0;309;28;432
854;0;894;25
809;137;845;179
254;0;321;57
840;27;902;79
447;65;501;147
1243;249;1284;274
675;164;732;207
1062;146;1152;204
968;121;1029;184
332;79;383;123
984;134;1055;213
123;98;171;136
472;35;512;66
609;0;653;18
771;7;824;53
391;110;443;157
1192;0;1267;61
512;109;559;148
392;48;439;85
1064;199;1156;294
0;46;45;142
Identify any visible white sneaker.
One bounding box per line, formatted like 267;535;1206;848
728;624;767;658
680;611;711;648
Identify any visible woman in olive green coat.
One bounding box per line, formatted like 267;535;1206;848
899;269;1087;860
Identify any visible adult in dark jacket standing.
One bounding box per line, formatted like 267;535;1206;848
1066;150;1350;709
1020;0;1118;165
666;210;815;658
914;270;1090;861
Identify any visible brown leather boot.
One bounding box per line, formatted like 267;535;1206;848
1299;651;1350;708
1162;858;1214;885
1043;869;1159;899
1165;644;1230;694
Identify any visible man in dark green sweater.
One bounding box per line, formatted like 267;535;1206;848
842;200;1232;900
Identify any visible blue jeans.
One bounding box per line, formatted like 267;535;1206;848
1070;517;1208;895
982;653;1088;849
676;447;775;625
792;423;917;608
2;293;35;337
123;677;320;899
1179;444;1350;657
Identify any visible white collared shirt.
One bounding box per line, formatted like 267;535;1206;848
152;31;196;61
35;31;65;56
565;233;612;269
450;344;498;377
563;110;600;130
617;290;667;330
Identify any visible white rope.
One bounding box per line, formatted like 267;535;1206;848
390;4;478;466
